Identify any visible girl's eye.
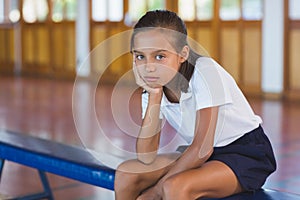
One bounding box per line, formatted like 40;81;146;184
155;55;165;60
136;55;144;60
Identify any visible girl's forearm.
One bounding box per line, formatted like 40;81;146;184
136;118;161;164
136;132;161;164
137;92;162;164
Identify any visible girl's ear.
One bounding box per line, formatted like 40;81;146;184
179;45;189;63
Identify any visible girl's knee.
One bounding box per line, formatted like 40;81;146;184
114;163;147;200
162;176;189;198
114;162;143;192
162;177;174;197
162;176;203;199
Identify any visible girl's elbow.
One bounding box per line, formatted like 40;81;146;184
198;147;213;161
137;152;157;165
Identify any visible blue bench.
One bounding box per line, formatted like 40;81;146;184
0;130;115;200
1;130;300;200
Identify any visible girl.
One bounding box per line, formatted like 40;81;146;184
114;10;276;200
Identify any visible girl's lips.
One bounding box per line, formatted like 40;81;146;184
144;76;159;82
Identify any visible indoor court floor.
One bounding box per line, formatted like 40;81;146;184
0;76;299;199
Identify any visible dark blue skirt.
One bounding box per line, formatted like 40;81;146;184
177;125;277;191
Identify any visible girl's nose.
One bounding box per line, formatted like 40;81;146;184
145;63;156;72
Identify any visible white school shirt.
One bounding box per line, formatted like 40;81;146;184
141;57;262;147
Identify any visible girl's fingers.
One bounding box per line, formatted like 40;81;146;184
143;86;161;94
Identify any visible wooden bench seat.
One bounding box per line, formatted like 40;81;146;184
0;130;115;199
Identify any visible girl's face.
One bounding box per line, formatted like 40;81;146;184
132;29;188;89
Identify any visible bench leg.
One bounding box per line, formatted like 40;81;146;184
38;170;54;200
0;159;4;180
0;161;53;199
16;170;54;200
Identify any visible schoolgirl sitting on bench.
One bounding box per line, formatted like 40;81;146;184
114;10;276;200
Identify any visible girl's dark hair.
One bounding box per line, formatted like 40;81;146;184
131;10;202;93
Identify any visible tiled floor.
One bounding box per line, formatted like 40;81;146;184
0;76;299;199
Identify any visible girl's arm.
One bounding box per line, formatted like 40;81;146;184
155;106;219;187
136;91;163;164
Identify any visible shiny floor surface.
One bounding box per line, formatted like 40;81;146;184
0;76;299;199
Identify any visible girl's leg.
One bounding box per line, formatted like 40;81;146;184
114;153;180;200
162;160;243;200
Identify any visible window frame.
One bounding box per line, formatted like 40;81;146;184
0;0;21;25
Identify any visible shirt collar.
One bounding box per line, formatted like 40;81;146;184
161;87;192;106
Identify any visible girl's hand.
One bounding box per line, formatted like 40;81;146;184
133;62;162;94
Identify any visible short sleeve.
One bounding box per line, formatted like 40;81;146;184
192;58;233;110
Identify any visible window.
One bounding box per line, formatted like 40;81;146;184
242;0;263;20
289;0;300;20
0;0;20;23
92;0;123;22
127;0;165;23
0;0;3;23
128;0;147;22
178;0;195;21
196;0;214;20
92;0;106;21
220;0;240;21
148;0;164;10
179;0;213;21
52;0;77;22
23;0;49;23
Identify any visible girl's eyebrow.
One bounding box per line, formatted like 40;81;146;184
132;49;168;54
